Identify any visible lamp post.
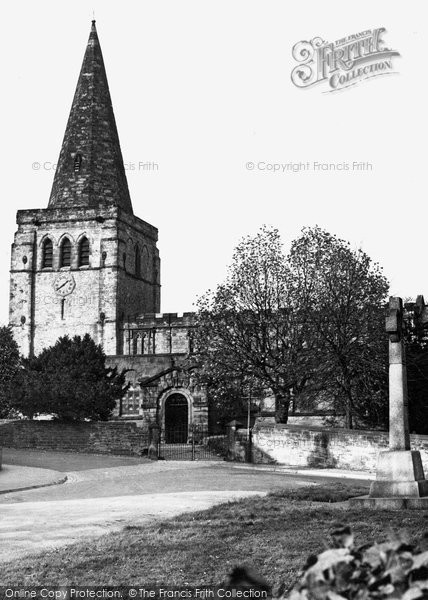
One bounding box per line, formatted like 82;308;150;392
247;387;251;437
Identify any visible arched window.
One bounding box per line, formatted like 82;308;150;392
135;245;141;277
42;238;53;268
78;236;90;266
60;237;71;267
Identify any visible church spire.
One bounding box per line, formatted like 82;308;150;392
48;21;133;214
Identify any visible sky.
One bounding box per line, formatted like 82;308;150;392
1;0;427;322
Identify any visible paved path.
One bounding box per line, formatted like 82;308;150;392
0;464;65;494
0;461;318;503
0;451;371;563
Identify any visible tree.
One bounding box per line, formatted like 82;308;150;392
206;375;256;429
194;226;312;423
0;326;21;417
404;300;428;434
195;225;389;428
288;226;389;429
406;344;428;434
11;334;129;421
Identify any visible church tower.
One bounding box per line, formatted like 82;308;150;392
9;21;161;357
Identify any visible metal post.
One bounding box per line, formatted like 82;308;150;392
247;428;253;464
247;394;251;437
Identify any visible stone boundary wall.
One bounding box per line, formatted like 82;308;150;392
252;423;428;472
0;420;149;457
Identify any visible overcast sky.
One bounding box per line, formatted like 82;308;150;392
1;0;426;323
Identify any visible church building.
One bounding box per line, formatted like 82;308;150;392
9;21;208;432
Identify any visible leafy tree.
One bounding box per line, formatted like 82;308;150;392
406;346;428;434
11;334;129;421
195;225;389;428
404;300;428;434
288;226;389;429
194;226;312;423
206;372;266;429
0;326;21;418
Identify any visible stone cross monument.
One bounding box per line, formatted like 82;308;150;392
368;296;428;504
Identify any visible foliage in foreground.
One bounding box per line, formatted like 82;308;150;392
282;526;428;599
10;334;129;421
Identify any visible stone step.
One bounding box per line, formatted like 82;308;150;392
349;496;428;510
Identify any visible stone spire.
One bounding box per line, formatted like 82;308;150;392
48;21;133;214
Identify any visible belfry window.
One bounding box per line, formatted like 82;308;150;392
73;153;82;172
78;236;90;266
60;238;72;267
42;238;53;268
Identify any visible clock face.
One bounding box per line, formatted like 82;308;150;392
53;273;76;296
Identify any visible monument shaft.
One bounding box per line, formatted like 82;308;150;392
388;339;410;450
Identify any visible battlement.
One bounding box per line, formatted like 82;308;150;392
125;312;197;329
121;312;196;356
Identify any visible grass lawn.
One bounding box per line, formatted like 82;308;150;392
2;483;427;590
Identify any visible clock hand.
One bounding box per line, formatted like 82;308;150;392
57;280;68;290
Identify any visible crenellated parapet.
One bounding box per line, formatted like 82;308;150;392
122;312;197;356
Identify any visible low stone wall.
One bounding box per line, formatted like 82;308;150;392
252;423;428;472
0;420;150;457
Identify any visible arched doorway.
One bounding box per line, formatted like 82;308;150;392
164;393;188;443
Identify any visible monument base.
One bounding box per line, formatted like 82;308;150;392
369;450;428;498
348;450;428;509
349;496;428;510
370;480;428;497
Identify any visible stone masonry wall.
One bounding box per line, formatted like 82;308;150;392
116;211;161;339
252;423;428;472
0;420;149;457
9;206;160;358
10;206;120;356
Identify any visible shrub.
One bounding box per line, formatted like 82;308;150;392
228;527;428;599
286;525;428;599
11;334;129;421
